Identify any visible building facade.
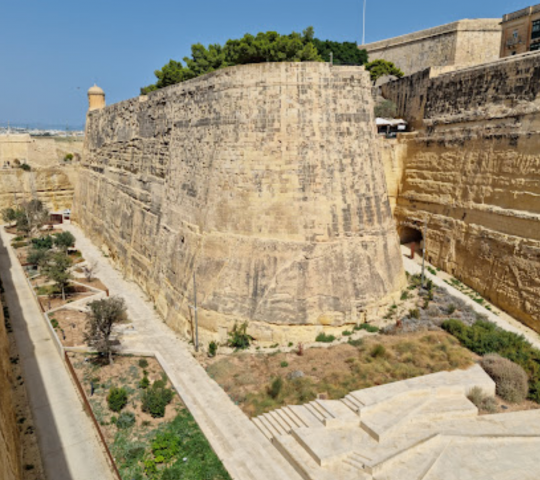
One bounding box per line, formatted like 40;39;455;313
500;4;540;57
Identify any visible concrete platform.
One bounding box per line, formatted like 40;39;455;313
252;366;540;479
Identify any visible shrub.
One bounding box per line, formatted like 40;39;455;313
315;332;336;343
139;375;150;389
142;381;174;418
355;323;379;333
480;354;528;403
370;344;386;358
400;291;409;301
348;338;364;348
208;341;218;357
280;361;289;368
296;342;304;356
268;377;283;399
116;411;136;429
467;386;498;414
20;163;31;171
442;319;540;402
138;358;149;368
342;330;352;336
31;235;53;250
228;321;251;350
409;309;420;319
107;387;128;412
446;304;456;315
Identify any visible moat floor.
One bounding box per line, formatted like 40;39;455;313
0;227;114;480
62;223;304;480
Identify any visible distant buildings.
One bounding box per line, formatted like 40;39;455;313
500;4;540;57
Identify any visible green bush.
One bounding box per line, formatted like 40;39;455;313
268;377;283;399
408;309;420;319
228;321;251;350
107;387;128;412
141;381;174;418
370;344;386;358
31;235;53;250
12;241;27;249
280;361;289;368
480;354;528;403
139;375;150;389
354;323;379;333
208;340;218;357
442;319;540;402
20;163;31;171
138;358;148;368
315;332;336;343
342;330;352;336
116;411;136;429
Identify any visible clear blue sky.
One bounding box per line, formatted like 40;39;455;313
0;0;529;129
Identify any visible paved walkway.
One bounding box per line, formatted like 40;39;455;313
401;247;540;350
0;228;114;480
63;224;302;480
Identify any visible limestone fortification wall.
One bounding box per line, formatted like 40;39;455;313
75;62;405;343
0;166;77;212
382;52;540;332
0;135;83;168
0;297;22;480
363;19;501;75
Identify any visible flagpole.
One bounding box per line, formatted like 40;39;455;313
363;0;367;45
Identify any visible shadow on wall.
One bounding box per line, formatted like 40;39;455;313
0;233;72;479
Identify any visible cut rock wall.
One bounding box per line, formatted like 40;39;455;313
0;166;77;212
0;296;22;480
382;52;540;332
74;62;405;343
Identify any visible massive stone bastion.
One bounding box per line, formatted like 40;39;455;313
74;62;405;343
382;52;540;333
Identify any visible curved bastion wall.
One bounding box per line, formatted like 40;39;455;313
74;62;405;343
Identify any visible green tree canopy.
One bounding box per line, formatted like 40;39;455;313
311;38;368;65
141;28;324;94
365;59;404;82
43;252;72;301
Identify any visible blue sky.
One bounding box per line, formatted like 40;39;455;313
0;0;530;129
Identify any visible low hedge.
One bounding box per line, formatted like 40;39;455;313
442;319;540;402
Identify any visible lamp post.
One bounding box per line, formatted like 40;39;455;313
362;0;367;45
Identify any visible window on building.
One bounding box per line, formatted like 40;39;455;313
530;42;540;51
514;30;519;39
532;20;540;40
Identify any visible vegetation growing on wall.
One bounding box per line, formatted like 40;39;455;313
365;59;404;82
141;28;369;94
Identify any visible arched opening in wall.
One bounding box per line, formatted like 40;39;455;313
399;226;423;245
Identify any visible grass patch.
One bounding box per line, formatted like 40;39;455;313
315;333;336;343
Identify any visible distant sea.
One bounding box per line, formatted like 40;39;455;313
0;121;85;131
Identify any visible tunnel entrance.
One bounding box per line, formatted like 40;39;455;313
399;226;423;245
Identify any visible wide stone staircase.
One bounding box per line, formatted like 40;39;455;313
252;365;540;480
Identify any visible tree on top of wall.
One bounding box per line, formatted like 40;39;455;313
365;59;404;83
141;28;367;94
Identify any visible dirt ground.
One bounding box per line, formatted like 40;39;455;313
49;309;88;347
68;353;184;445
203;331;478;417
73;277;108;292
37;284;95;312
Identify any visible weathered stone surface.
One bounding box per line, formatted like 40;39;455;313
0;297;22;480
363;19;501;75
0;166;76;211
74;62;405;341
382;53;540;332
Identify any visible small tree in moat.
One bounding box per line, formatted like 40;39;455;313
53;231;76;252
84;296;127;365
43;252;72;301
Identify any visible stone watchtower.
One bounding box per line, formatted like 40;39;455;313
87;84;105;111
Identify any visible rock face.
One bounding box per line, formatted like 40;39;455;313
0;166;76;211
75;62;405;342
0;297;22;480
382;54;540;332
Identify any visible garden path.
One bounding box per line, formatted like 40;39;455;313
0;227;114;480
62;224;303;480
